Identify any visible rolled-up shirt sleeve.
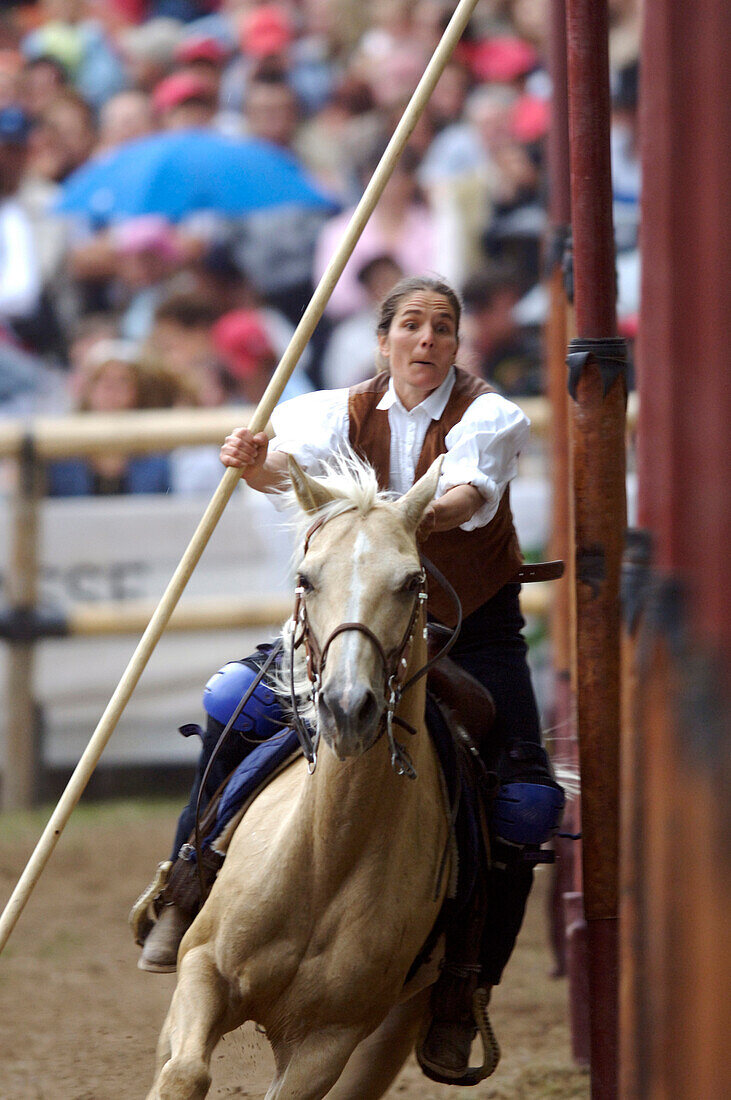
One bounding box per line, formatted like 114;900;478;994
270;388;350;473
439;393;530;531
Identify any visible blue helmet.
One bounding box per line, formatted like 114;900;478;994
492;782;566;847
203;660;283;737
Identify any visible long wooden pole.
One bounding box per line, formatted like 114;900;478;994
0;0;481;955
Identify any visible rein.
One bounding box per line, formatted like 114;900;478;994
288;512;463;778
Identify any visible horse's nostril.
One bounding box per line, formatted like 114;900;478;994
355;689;378;730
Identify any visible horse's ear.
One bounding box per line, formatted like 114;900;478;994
396;456;443;532
288;454;338;514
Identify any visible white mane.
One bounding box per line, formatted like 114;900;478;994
277;446;394;541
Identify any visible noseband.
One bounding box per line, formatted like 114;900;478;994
288;511;462;777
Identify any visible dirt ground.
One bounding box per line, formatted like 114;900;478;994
0;800;589;1100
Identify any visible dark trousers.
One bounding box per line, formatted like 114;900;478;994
170;717;248;862
440;583;540;985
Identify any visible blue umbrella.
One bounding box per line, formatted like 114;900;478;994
56;129;338;224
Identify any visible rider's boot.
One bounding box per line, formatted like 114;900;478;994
138;904;190;972
417;966;500;1085
416;871;499;1086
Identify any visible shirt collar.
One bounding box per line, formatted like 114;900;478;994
376;366;456;419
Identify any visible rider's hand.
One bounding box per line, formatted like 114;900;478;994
220;428;269;471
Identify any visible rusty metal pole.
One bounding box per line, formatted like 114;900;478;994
624;1;730;1095
564;1;627;1097
544;0;590;1067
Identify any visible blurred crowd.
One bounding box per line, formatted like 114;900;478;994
0;0;640;496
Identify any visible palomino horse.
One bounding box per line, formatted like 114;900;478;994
147;453;453;1100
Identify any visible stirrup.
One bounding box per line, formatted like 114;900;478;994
129;860;172;947
469;986;501;1084
417;986;500;1087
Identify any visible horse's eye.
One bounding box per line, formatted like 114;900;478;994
297;574;313;593
401;573;423;594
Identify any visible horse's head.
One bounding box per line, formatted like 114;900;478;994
287;452;441;761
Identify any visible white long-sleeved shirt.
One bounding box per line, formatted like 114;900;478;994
270;367;529;531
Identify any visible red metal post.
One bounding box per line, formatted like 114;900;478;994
624;1;730;1095
564;2;627;1097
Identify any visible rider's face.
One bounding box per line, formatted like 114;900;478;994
378;292;459;410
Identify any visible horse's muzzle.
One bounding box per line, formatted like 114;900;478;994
317;683;381;758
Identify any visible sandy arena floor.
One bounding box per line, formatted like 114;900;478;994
0;800;589;1099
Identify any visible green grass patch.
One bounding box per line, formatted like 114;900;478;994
0;798;180;843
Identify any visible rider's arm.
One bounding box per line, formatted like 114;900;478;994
439;392;530;531
219;389;351;492
418;483;484;540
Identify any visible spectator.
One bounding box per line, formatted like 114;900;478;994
46;338;180;497
111;214;192;340
461;267;541;396
228;72;333;325
313;143;451;321
19;55;70;120
117;16;186;94
0;105;42;334
27;89;97;184
147;291;221;374
151;69;218;129
21;2;127;109
320;253;403;389
0;50;25;112
242;70;300;148
610;59;640;251
96;89;156;152
211;307;313;404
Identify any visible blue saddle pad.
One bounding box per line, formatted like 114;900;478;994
205;728;301;849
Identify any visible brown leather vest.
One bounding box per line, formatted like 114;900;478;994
348;369;523;625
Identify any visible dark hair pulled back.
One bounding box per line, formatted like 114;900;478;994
376;275;462;339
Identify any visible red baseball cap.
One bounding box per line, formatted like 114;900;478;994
152;71;216;114
212;310;276;377
469;37;538;83
241;5;293;59
511;94;550;143
175;35;230;66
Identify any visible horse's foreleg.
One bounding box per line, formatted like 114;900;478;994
324;988;431;1100
266;1027;366;1100
147;946;232;1100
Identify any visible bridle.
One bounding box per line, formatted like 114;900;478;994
288;510;462;778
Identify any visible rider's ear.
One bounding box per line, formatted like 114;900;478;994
288;454;339;513
396;456;443;532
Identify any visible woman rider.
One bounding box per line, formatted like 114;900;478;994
138;275;564;1084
